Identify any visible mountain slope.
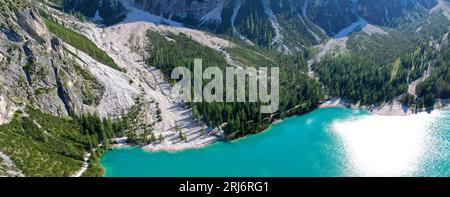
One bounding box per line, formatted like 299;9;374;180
0;0;448;177
126;0;443;51
1;2;107;120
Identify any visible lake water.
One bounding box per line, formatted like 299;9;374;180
101;107;450;177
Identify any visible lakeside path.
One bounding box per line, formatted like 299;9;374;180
71;153;91;177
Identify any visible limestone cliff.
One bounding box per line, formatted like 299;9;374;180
0;2;105;123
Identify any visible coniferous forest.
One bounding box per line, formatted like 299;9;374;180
314;39;449;108
146;31;322;139
415;41;450;107
0;0;449;178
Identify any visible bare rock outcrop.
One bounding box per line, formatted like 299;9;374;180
15;8;51;49
0;7;105;121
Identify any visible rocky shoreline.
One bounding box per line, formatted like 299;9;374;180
320;98;450;116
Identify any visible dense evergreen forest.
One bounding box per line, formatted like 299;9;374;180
414;41;450;108
0;106;116;176
48;0;127;26
314;39;448;108
0;90;139;177
234;0;276;47
346;30;417;66
146;31;322;139
314;53;410;104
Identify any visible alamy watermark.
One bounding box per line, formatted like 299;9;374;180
171;59;279;114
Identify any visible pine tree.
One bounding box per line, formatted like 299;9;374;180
150;132;156;142
179;131;186;141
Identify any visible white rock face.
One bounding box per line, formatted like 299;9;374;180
431;0;450;20
0;95;15;125
16;8;52;49
63;44;140;118
260;0;289;53
0;53;3;63
0;151;25;177
200;4;224;26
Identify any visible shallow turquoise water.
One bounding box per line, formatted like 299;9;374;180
101;107;450;177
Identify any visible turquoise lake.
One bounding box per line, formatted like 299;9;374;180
101;107;450;177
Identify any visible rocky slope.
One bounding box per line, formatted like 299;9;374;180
45;2;223;151
0;2;105;124
0;0;448;177
0;0;223;176
0;0;446;142
128;0;443;51
59;0;448;53
0;151;24;177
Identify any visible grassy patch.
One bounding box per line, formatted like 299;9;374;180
34;87;55;95
44;18;123;72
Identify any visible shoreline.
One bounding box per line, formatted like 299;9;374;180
101;102;450;177
109;98;450;153
110;134;220;152
319;98;450;116
101;100;450;176
106;98;449;154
